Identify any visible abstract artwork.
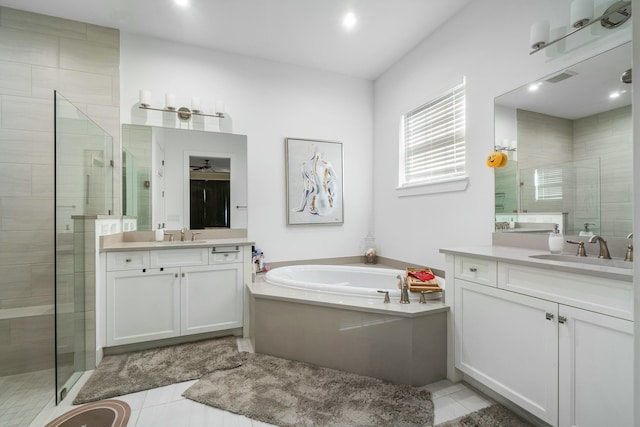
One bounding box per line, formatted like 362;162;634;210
285;138;343;225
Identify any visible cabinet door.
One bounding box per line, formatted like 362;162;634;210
106;268;180;346
181;264;243;335
558;306;633;427
455;279;558;426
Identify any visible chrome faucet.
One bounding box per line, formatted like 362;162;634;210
588;235;611;259
397;275;410;304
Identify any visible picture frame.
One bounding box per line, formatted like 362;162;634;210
285;137;344;225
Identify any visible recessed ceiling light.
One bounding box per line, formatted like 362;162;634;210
528;82;542;92
343;11;357;31
175;0;189;6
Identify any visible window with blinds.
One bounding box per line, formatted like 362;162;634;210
534;166;563;200
399;80;466;188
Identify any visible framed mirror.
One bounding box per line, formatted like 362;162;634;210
494;42;632;237
122;124;248;231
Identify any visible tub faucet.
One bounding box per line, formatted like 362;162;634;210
588;235;611;259
397;275;410;304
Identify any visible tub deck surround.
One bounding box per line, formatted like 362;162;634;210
249;272;448;387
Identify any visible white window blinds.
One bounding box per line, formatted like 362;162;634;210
534;166;563;200
400;81;466;187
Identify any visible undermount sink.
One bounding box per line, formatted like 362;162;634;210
529;254;633;269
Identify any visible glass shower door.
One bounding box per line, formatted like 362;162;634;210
54;91;113;402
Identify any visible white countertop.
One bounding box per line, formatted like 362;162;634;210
101;238;254;252
248;275;449;318
439;245;632;282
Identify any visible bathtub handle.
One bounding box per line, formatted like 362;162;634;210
377;290;390;304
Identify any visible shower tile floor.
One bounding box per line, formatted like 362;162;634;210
32;339;494;427
0;369;54;427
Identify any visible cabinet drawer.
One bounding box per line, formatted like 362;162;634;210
150;248;208;267
209;246;242;264
498;262;633;321
455;256;497;286
106;251;150;271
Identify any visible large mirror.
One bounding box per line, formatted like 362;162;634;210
122;124;248;231
494;42;632;237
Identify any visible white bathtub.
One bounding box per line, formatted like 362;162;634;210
264;264;444;301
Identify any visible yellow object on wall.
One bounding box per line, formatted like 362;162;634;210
486;151;508;168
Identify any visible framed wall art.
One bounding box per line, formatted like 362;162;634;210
285;137;344;225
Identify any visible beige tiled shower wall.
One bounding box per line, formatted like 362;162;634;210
0;6;120;374
573;105;633;237
516;107;632;237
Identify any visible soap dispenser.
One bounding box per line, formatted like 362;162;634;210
579;223;594;237
155;224;164;242
548;224;563;254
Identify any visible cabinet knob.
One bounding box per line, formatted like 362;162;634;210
175;273;178;278
182;273;185;278
558;316;567;324
469;267;478;272
125;258;131;263
545;312;554;321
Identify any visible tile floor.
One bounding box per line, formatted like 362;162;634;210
0;369;55;427
30;339;494;427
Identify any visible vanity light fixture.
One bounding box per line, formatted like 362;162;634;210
570;0;593;28
138;90;225;121
529;0;631;55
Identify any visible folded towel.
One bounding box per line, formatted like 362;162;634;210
408;271;436;282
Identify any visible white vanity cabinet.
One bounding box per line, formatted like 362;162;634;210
447;252;633;427
455;279;559;424
558;305;633;427
106;252;181;346
181;246;244;335
105;245;245;347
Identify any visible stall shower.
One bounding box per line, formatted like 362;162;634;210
0;92;113;426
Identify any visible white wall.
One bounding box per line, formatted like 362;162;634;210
120;33;373;262
372;0;631;269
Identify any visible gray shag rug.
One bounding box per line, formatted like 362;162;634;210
435;404;534;427
183;352;434;427
74;336;242;404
